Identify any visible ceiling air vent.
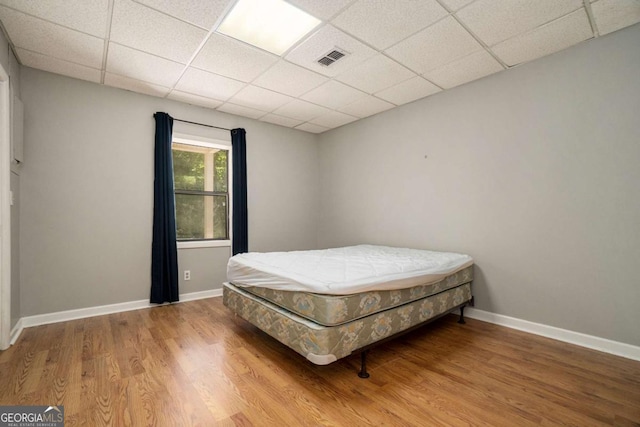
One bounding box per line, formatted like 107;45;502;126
317;48;347;67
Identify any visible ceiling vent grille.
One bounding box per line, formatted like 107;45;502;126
317;48;347;67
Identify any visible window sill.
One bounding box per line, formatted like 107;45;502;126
177;240;231;249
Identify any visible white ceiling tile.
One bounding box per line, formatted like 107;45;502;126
285;25;377;77
168;90;223;109
332;0;448;50
253;61;329;97
385;16;482;74
104;73;170;97
175;67;245;100
309;111;358;128
591;0;640;36
286;0;354;20
217;103;267;120
375;76;441;105
110;0;207;63
438;0;475;12
0;0;109;37
106;43;185;87
192;33;278;82
228;85;294;112
295;123;330;133
135;0;229;29
491;9;593;67
424;50;503;89
273;99;332;121
335;54;416;94
260;114;304;128
301;80;366;109
339;95;395;118
16;48;101;83
456;0;584;46
0;6;104;68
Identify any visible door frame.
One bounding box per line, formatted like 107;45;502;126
0;62;11;350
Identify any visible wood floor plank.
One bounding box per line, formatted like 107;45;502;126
1;298;638;426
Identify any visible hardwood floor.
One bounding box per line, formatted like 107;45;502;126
1;297;639;426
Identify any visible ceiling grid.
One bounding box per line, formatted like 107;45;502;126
0;0;637;133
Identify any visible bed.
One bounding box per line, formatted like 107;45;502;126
223;245;474;377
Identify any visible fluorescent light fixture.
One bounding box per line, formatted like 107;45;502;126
217;0;321;55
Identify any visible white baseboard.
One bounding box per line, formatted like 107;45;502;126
17;288;223;332
465;307;640;362
10;317;23;345
178;289;222;302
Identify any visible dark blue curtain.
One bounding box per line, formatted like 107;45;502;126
151;112;179;303
231;128;248;255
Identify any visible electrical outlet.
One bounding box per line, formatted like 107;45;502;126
184;270;191;281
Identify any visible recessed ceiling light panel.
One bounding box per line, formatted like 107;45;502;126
217;0;321;56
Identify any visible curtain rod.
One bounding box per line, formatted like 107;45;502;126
173;118;231;131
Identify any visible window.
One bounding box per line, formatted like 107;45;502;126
172;136;231;247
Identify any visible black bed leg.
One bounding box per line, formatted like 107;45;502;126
358;350;370;379
458;305;466;324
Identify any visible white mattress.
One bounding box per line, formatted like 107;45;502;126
227;245;473;295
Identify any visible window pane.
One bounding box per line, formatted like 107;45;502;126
175;194;228;240
175;194;204;239
173;149;204;191
214;150;228;192
213;195;228;239
173;145;228;193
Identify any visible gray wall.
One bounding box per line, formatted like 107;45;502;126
318;24;640;346
19;68;319;316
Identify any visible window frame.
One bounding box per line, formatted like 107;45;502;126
172;133;232;249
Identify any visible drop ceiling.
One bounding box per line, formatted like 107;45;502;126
0;0;638;134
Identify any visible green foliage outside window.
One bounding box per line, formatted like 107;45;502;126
174;150;204;191
173;145;228;240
